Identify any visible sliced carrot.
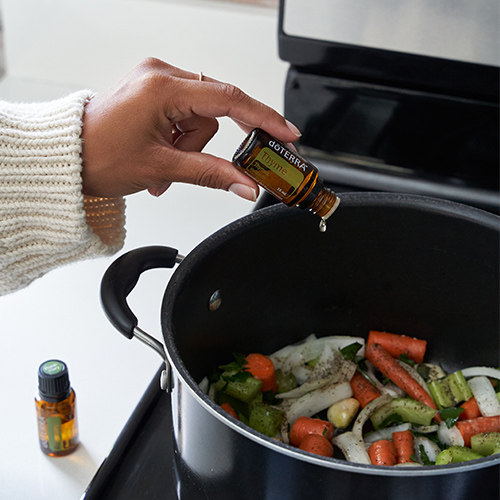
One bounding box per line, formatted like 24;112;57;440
459;397;481;421
368;331;427;364
220;402;239;420
392;429;415;464
365;343;442;422
298;433;334;458
290;416;334;447
367;439;397;466
455;416;500;447
244;353;278;393
350;369;382;408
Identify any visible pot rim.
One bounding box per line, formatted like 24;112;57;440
163;192;500;476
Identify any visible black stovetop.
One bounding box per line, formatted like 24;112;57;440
82;364;177;500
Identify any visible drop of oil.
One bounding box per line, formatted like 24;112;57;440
319;218;327;233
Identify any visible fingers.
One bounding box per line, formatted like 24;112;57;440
172;116;219;152
156;147;259;200
135;58;301;143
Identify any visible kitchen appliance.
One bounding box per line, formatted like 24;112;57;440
83;1;499;498
268;0;500;214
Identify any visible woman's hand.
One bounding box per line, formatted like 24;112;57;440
81;58;301;200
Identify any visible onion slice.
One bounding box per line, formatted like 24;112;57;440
462;366;500;380
437;421;465;447
284;381;353;427
332;431;371;464
278;346;356;399
352;394;393;437
467;376;500;416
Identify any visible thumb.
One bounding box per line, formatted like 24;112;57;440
156;149;260;202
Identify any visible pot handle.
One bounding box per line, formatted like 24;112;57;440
100;246;182;361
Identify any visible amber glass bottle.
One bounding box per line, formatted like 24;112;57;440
233;128;339;220
35;360;79;457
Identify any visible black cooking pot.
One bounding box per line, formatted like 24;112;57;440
101;193;500;500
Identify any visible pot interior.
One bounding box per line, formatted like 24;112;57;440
164;193;499;383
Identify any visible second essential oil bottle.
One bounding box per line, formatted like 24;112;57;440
232;128;339;220
35;359;79;457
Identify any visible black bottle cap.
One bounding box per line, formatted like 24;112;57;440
38;360;71;402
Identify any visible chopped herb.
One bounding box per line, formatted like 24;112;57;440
439;407;464;429
340;342;363;362
225;371;253;383
262;389;280;405
357;357;368;372
416;364;431;381
399;353;415;367
218;352;247;372
378;413;404;429
418;444;435;466
210;370;221;383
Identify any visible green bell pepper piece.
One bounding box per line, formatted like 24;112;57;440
248;403;283;438
435;446;484;465
275;369;297;394
371;398;437;429
471;432;500;456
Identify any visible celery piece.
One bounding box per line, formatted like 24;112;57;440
223;374;263;403
435;446;484;465
248;403;283;437
428;371;473;410
275;369;298;394
371;398;437;430
471;432;500;456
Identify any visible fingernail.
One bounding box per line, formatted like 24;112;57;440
148;185;169;197
286;119;302;137
229;183;258;202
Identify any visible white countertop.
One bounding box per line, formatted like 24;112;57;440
0;1;288;498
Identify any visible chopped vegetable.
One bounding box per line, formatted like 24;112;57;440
461;367;500;381
284;381;353;429
332;431;371;464
367;331;427;364
413;436;441;464
219;372;263;403
435;445;484;465
470;432;500;456
364;423;412;446
208;332;498;468
455;416;500;447
275;369;297;394
459;397;482;420
244;353;278;393
439;407;464;429
467;376;500;417
327;398;360;429
367;439;397;466
350;370;382;408
220;402;239;420
248;404;282;437
371;398;437;429
365;343;442;422
276;344;356;399
392;429;415;464
437;421;465;447
289;416;334;447
298;433;334;458
428;370;473;409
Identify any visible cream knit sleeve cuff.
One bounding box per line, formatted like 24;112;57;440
0;90;126;295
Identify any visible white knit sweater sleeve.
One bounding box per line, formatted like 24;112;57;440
0;90;126;295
